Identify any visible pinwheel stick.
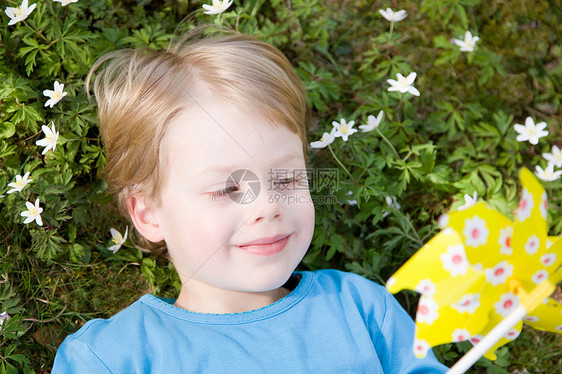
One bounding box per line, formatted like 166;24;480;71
447;305;527;374
447;279;556;374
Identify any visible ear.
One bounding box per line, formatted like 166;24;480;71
126;194;165;243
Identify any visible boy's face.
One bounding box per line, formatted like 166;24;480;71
146;98;315;302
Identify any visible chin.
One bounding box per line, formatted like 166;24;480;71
233;265;297;293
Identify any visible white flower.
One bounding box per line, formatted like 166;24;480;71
524;235;540;255
458;191;477;211
484;260;513;286
4;0;36;25
453;31;480;52
382;196;401;218
513;117;548;145
7;172;33;194
359;111;384;132
379;8;407;22
36;122;59;154
541;253;556;267
415;279;436;296
535;164;562;182
310;127;337;149
387;72;420;96
452;293;480;314
469;335;483;345
524;315;539;323
21;198;43;226
333;119;358;141
441;244;469;276
504;328;520;340
416;295;439;325
494;292;519;317
498;226;513;255
543;145;562;168
463;216;489;247
53;0;79;6
0;311;9;332
385;196;401;210
108;227;128;253
452;328;471;342
516;188;534;222
202;0;233;15
531;269;548;284
413;338;430;358
345;191;357;206
43;81;67;108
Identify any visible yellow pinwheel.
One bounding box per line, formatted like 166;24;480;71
386;168;562;365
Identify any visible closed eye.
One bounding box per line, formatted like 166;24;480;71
210;184;239;201
274;177;296;186
273;175;308;190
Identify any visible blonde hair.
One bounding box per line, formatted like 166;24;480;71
87;29;310;257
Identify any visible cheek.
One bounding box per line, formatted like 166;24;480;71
165;208;240;270
304;203;316;237
159;199;230;247
289;192;315;238
180;205;236;241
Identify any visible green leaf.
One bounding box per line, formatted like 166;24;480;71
435;50;461;66
0;122;15;139
70;243;91;263
456;4;469;30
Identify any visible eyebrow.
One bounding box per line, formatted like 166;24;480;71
197;153;302;178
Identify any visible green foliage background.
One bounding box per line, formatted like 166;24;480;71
0;0;561;372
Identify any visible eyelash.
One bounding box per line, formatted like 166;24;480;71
209;176;306;201
209;184;239;201
274;177;297;186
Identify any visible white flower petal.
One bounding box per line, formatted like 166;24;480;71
35;122;59;154
359;111;384;132
379;7;407;22
406;72;417;84
454;31;479;52
513;117;548;145
53;0;79;6
5;0;36;25
43;81;67;108
535;164;562;182
407;86;420;96
202;0;233;15
542;145;562;167
387;72;420;97
21;198;43;226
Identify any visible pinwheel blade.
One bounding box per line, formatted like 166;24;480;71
387;168;562;365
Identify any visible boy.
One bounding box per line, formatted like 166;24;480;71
52;30;447;372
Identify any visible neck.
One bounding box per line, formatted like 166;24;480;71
173;280;290;314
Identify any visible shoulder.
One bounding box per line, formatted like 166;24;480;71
303;271;447;372
306;269;388;300
302;269;394;318
53;295;164;371
68;295;158;342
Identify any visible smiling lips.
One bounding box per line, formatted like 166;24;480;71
237;234;291;256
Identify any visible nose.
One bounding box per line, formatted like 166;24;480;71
248;181;283;223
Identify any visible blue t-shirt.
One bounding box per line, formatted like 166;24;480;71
52;270;447;373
